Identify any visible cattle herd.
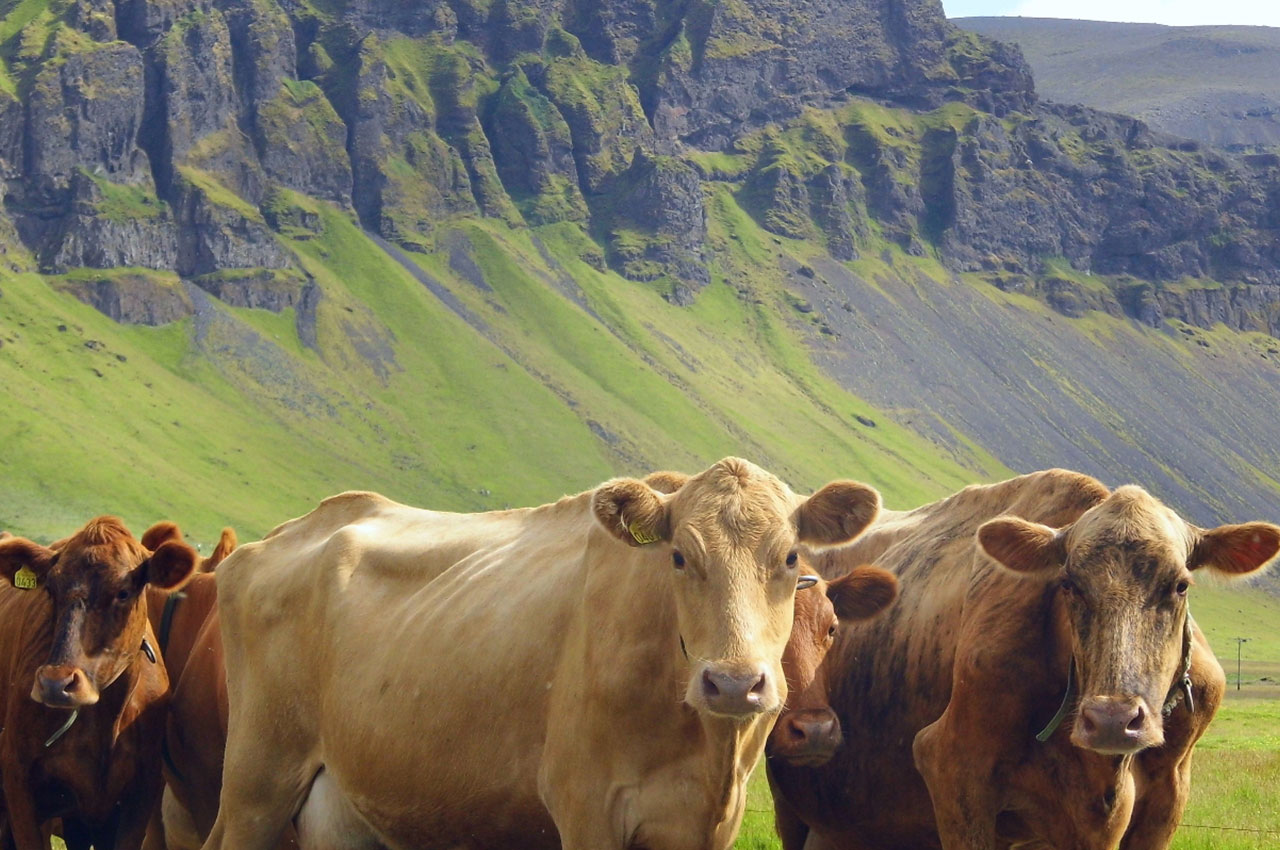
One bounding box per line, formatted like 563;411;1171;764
1;458;1278;850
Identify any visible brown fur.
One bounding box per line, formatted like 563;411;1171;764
796;482;882;547
770;470;1272;850
0;517;196;850
768;566;897;770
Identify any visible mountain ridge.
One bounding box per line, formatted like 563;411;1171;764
2;0;1280;548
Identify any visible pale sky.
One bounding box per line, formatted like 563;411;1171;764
942;0;1280;27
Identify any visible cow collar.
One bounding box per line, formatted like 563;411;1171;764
1035;609;1196;744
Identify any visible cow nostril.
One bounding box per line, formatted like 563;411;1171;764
1081;711;1098;734
749;673;767;696
702;670;720;698
1126;704;1146;732
786;721;806;742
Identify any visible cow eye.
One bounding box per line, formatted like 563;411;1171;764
672;551;685;569
1175;580;1189;596
785;552;798;567
827;622;837;639
1060;577;1079;596
115;588;131;603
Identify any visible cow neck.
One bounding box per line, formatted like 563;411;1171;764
1036;604;1195;743
43;633;156;749
700;713;758;831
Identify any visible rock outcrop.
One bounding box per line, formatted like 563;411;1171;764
1;0;1278;326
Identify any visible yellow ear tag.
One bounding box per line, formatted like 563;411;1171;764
629;522;660;546
14;566;38;590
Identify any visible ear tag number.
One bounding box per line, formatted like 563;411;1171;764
629;522;660;545
14;566;38;590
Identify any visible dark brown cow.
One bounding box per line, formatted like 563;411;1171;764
770;470;1280;850
769;570;898;767
0;518;196;850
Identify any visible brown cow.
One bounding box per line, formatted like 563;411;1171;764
0;518;197;850
138;525;246;850
202;458;884;850
769;469;1280;850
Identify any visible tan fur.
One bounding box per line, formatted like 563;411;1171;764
201;458;881;850
772;469;1267;850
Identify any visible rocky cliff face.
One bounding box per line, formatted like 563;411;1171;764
1;0;1278;323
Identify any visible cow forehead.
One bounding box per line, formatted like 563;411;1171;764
1066;486;1192;574
668;458;797;548
54;518;147;582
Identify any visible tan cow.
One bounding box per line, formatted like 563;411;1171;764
643;467;899;770
769;469;1280;850
199;458;881;850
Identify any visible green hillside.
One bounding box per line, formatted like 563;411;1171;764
0;188;1003;546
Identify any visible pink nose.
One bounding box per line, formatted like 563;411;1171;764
33;665;98;708
772;709;842;765
702;667;769;716
1075;697;1150;753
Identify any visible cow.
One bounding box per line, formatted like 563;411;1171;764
138;525;246;850
641;470;899;771
769;469;1280;850
198;457;884;850
0;517;197;850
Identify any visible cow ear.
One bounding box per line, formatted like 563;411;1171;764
796;481;881;546
593;479;670;547
978;517;1066;576
0;538;57;588
202;527;238;572
827;566;897;621
1189;523;1280;576
142;541;199;590
642;471;689;495
140;521;182;551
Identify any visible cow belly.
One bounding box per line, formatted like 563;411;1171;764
296;769;386;850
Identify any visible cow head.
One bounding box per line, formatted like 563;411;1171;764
593;458;881;720
769;565;898;765
0;517;198;708
979;487;1280;755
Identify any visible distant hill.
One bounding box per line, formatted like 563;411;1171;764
956;17;1280;150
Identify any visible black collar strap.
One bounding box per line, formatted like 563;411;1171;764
1036;607;1195;743
159;591;186;655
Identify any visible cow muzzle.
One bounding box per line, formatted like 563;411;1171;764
1072;696;1161;754
32;665;100;708
691;662;778;718
770;708;842;766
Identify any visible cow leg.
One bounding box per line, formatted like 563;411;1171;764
1119;754;1191;850
142;799;172;850
112;775;164;850
767;772;810;850
0;757;48;850
914;718;1000;850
